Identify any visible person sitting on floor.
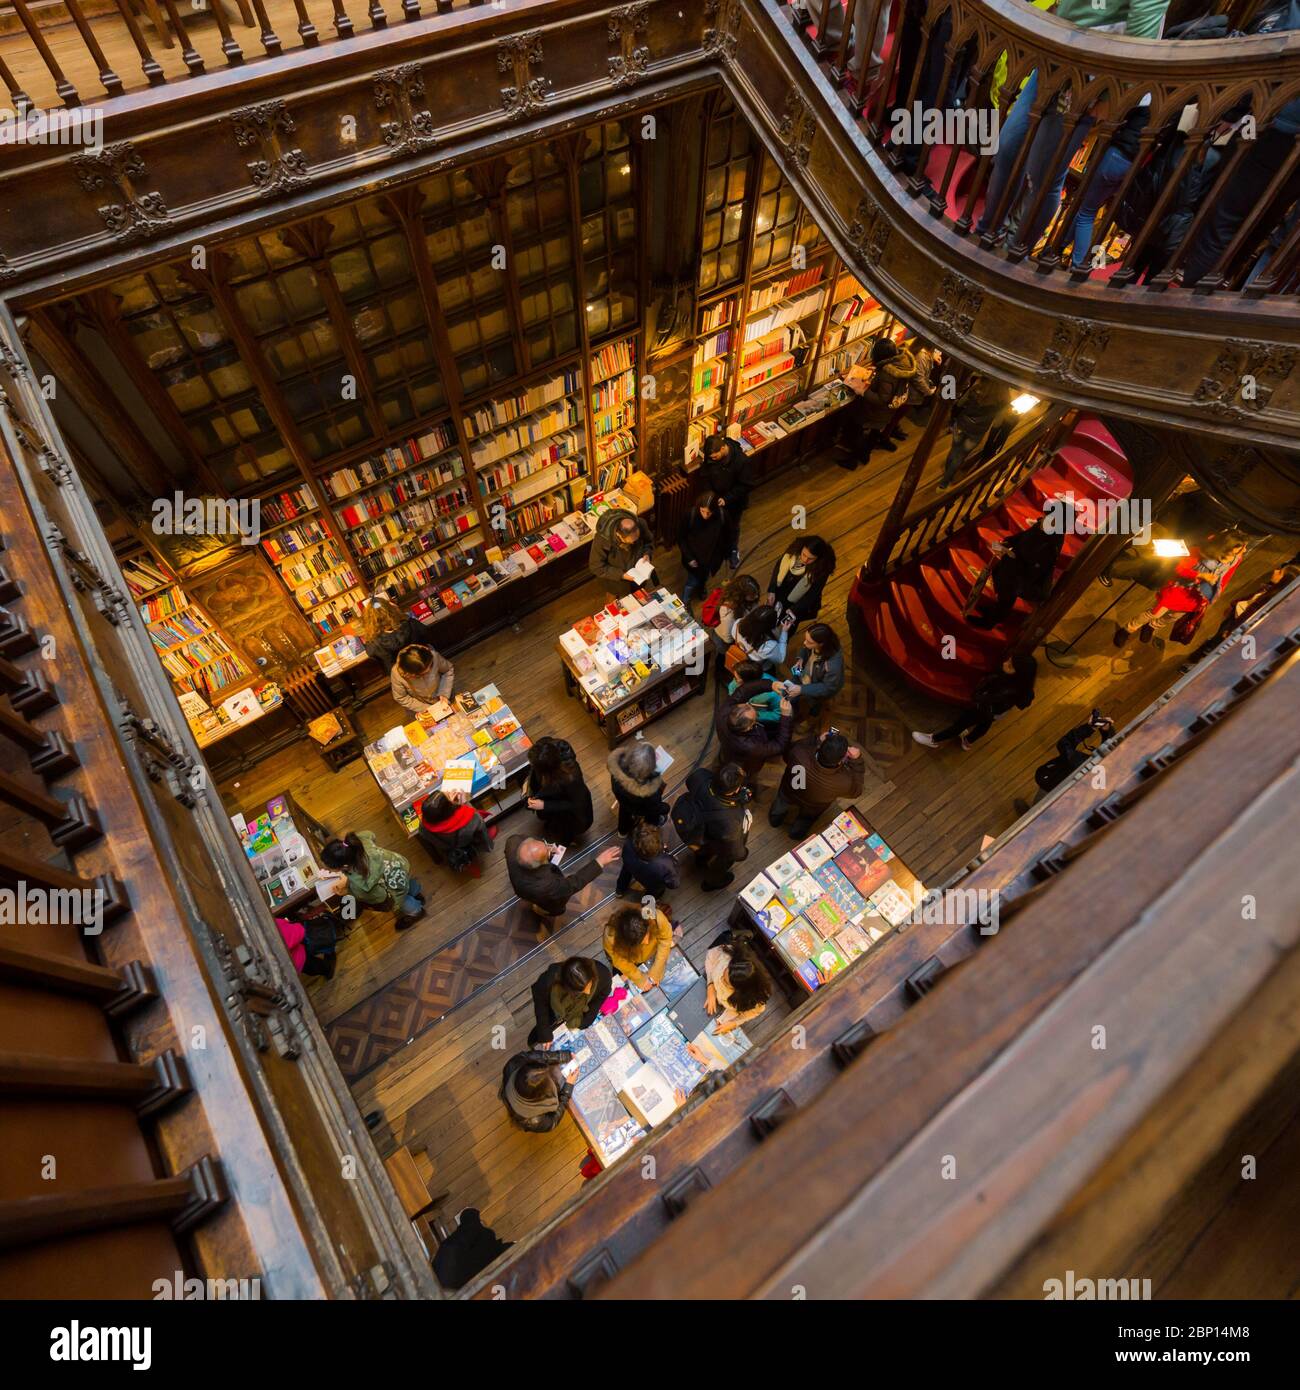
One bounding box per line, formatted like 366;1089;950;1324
528;955;614;1047
615;818;680;900
390;642;455;713
417;790;494;878
499;1049;575;1133
602;903;674;991
770;730;867;840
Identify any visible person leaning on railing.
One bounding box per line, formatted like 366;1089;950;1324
975;1;1174;251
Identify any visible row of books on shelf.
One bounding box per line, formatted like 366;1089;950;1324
590;339;635;383
494;460;581;511
311;590;366;635
279;545;343;589
258;483;318;528
467;398;582;468
699;299;734;334
296;564;362;609
692;355;727;394
501;484;575;540
332;464;467;529
733;376;802;425
464;367;582;438
828;290;878;326
347;496;477;557
357;526;482;582
695;326;732;363
735;381;853;450
591;368;636;412
121;553;174;600
146;608;215;650
747;262;826;315
317;425;459;502
167;650;248;698
743;287;826;344
740;323;803;370
260;518;330;563
594;429;636;466
137;585;184;622
476;429;583;496
594;457;632;492
592;402;635;439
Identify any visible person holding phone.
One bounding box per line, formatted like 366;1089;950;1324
767;537;836;632
770;730;866;838
772;623;845;716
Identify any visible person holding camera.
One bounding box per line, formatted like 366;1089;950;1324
770;730;867;839
1013;709;1115;815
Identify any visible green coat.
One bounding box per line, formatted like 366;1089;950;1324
1054;0;1169;39
344;830;412;907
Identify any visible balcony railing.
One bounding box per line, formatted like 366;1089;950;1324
0;0;486;110
786;0;1300;297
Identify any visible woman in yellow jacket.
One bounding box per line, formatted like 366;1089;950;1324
602;904;674;991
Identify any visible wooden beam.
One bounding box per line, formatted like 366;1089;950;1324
0;1049;189;1114
0;944;155;1013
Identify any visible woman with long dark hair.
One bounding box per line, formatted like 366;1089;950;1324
767;536;836;627
678;489;728;607
321;830;424;931
417;789;495;878
526;736;594;846
704;929;773;1034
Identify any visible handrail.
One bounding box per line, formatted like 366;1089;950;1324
787;0;1300;297
0;0;485;110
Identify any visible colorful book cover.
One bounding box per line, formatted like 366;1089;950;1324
774;918;824;967
834;921;873;961
812;861;868;920
777;871;824;915
630;1009;687;1065
805;896;848;938
753;897;793;938
867;879;916;926
657;948;699;1003
570;1069;643;1164
821;820;852;854
618;1061;679;1129
766;852;803;889
690;1021;751;1071
245;815;277;854
831;808;869;843
440;756;477;797
794;834;834;872
739;873;778;911
833;841;892;897
866;831;895;862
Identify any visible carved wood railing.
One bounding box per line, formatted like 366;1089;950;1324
0;0;485;111
788;0;1300;297
0;311;436;1297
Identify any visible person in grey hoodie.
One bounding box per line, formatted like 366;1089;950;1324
390;643;455;713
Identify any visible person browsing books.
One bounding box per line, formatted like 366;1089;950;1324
321;831;425;932
602;903;674;990
528;955;614;1047
589;508;656;600
499;1049;575;1133
390;643;455;713
705;929;772;1034
769;730;866;839
615;818;680;899
417;790;495;878
525;736;594;847
506;835;620;925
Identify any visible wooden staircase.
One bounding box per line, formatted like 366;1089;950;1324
463;576;1300;1299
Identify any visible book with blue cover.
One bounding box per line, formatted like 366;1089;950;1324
630;1008;684;1063
657;948;699;1003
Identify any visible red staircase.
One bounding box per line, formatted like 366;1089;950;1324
850;416;1132;704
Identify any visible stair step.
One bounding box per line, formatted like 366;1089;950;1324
919;562;1009;652
1055;442;1132;501
890;578;998;671
1072;416;1131;478
864;587;978;704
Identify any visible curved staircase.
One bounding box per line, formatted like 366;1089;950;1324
850;415;1132;704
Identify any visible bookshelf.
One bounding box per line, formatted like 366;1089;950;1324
587;333;639;492
140;581;252;704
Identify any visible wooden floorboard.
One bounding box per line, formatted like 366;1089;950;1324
216;429;1295;1256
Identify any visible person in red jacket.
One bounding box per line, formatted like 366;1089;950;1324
1114;533;1247;647
417;790;495;878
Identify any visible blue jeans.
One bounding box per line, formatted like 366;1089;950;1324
400;876;424;917
978;71;1094;249
682;568;708;603
1071;144;1132;268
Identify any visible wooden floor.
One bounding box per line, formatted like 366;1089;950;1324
217;426;1295;1261
2;1;394;113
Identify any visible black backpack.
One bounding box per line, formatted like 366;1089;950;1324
670;788;706;847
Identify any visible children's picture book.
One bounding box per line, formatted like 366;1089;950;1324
774;918;823;967
865;831;895;862
821;819;853;854
245;815;277;854
753;897;793;938
834;921;874;961
440;756;477;797
794;834;834;872
804;895;848;938
777;871;824;915
831;808;869;843
766;852;803;889
812;861;868;920
867;878;917;926
739;873;778;911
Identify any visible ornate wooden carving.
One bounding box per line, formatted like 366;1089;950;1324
847;193;891;267
498;32;547;119
210;929;310;1061
608;3;651;88
45;522;133;626
778;90;816;171
1039;319;1111;385
930;271;984;338
229;101;309;199
116;699;205;809
1194;339;1298;421
703;0;741;59
69;143;170;243
373;64;437;156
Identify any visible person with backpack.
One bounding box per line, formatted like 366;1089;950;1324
912;653;1039;750
499;1049;575;1133
417;790;495;878
275;910;338;980
1013;708;1115;814
674;763;753;891
678;490;728;608
615;818;680;899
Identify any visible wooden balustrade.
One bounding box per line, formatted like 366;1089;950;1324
786;0;1300;300
0;0;492;109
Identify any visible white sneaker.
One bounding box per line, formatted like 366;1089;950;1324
959;734;975;750
912;731;939;748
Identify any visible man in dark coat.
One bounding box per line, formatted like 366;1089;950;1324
716;678;794;779
589;508;656;598
432;1208;511;1291
681;763;752;891
770;731;867;838
505;835;620;922
700;432;755;567
966;518;1066;629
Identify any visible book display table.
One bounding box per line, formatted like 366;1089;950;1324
560;946;751;1170
557;587;711;747
362;682;533;837
232;790;333;916
732;806;924;995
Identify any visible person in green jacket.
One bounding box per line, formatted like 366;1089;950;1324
977;1;1171;250
322;830;425;931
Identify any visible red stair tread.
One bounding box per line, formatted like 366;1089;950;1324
890;578;997;671
918;563;1008;652
863;590;978;704
1072;417;1131;478
1056;443;1132;500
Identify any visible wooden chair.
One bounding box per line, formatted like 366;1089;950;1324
281;666;363;771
